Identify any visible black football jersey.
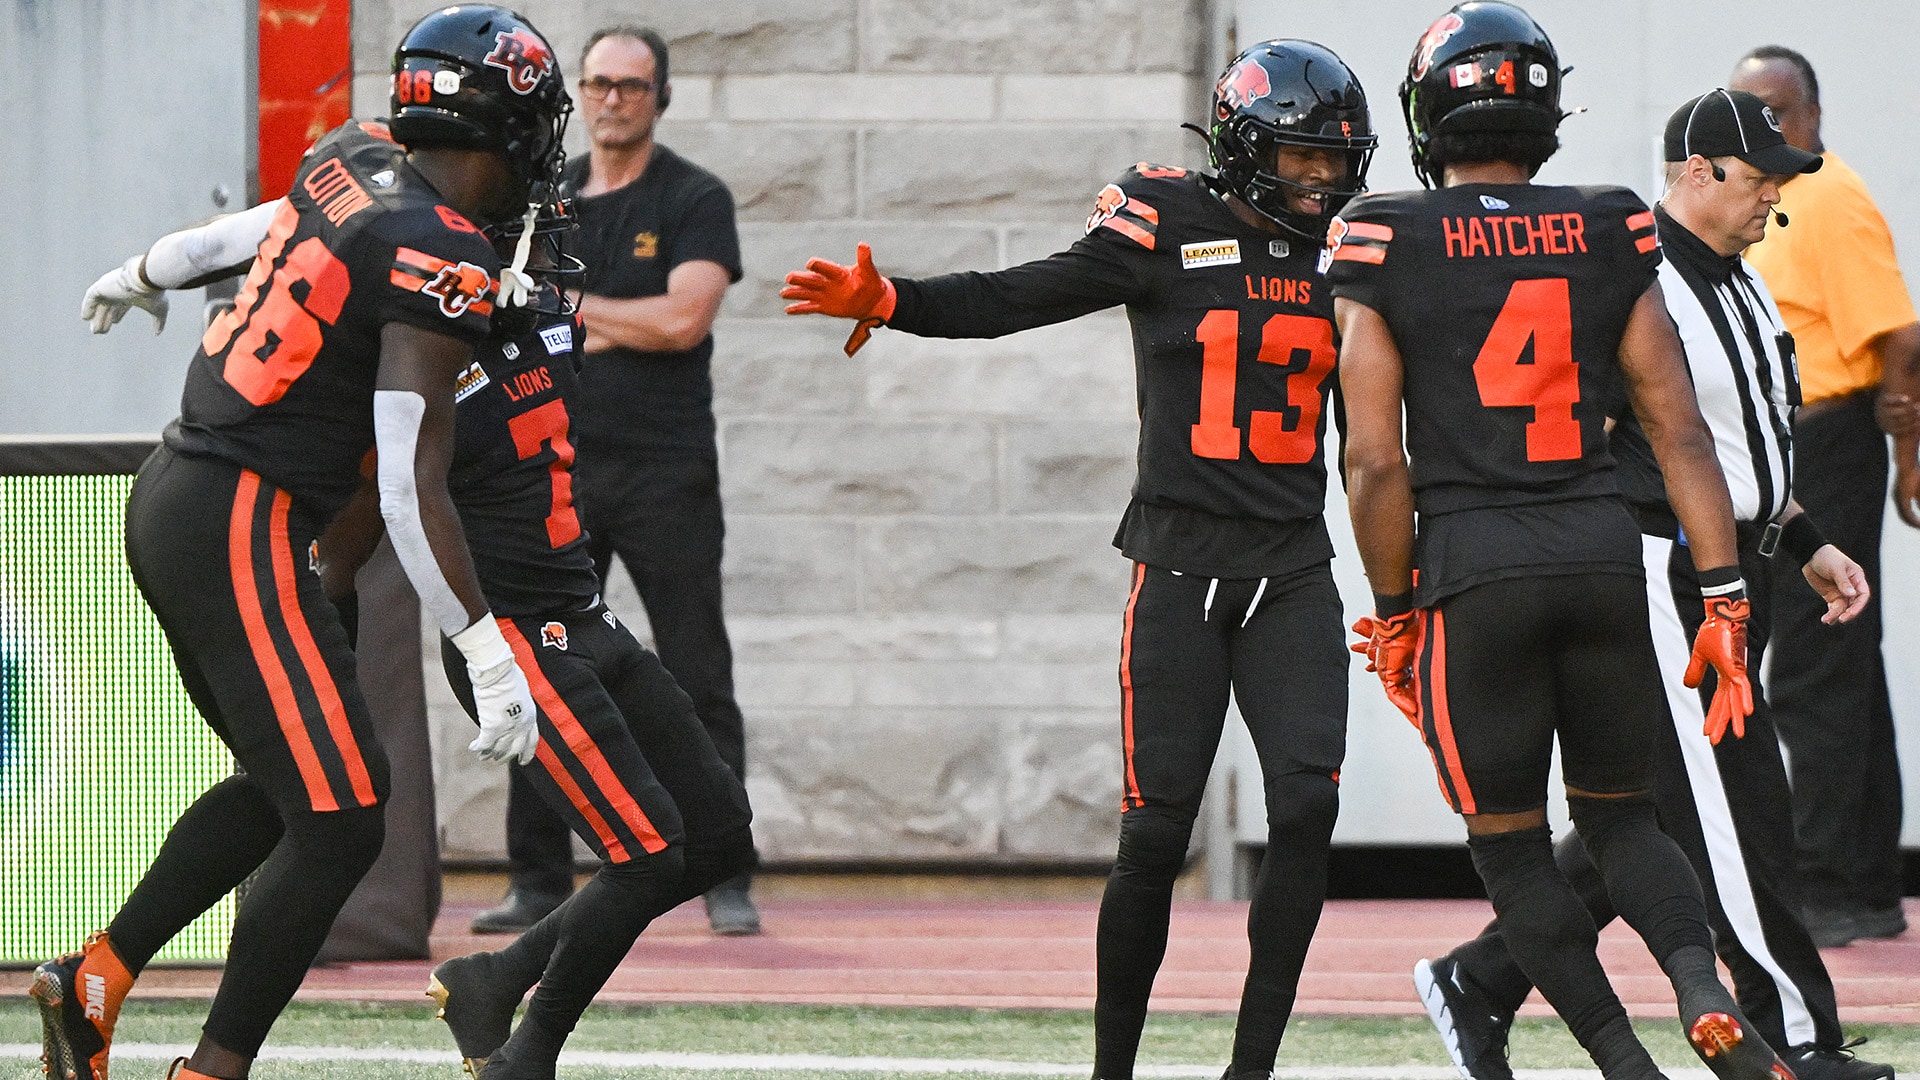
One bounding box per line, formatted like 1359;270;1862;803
886;163;1339;579
448;298;600;619
1328;183;1661;602
166;120;501;526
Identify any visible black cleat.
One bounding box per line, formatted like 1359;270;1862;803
1415;956;1516;1080
1688;1009;1797;1080
469;888;568;936
1784;1043;1895;1080
428;952;525;1079
703;876;762;937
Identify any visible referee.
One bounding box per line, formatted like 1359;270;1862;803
1412;90;1888;1080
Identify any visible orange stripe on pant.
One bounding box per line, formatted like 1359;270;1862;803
502;621;668;858
1425;609;1477;814
265;489;377;808
1118;562;1147;812
227;470;336;812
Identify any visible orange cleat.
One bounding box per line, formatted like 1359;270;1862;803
30;932;135;1080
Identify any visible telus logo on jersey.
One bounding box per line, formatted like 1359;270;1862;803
539;323;573;356
485;28;554;95
1181;239;1241;270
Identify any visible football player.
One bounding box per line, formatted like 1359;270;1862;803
77;142;755;1080
1332;6;1794;1080
33;7;568;1080
783;40;1373;1080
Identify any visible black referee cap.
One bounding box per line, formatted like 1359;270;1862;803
1664;89;1821;175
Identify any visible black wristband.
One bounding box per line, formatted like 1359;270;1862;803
1779;513;1829;566
1373;590;1414;619
1697;564;1747;603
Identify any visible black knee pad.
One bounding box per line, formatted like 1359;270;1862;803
1261;770;1338;845
597;845;688;901
680;827;756;899
283;801;386;879
1566;794;1661;872
1467;826;1599;954
1115;804;1196;885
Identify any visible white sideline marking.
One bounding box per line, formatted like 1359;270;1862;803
0;1046;1714;1078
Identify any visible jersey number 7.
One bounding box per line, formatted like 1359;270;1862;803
1191;310;1336;465
1473;277;1581;462
507;398;582;548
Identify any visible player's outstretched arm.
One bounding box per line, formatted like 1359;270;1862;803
1335;297;1422;722
79;199;285;335
375;323;538;766
1619;283;1753;741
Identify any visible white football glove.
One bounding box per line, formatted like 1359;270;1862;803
81;255;169;335
451;616;540;765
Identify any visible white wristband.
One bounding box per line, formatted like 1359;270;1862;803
449;614;513;673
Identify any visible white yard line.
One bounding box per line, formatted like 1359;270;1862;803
0;1044;1715;1078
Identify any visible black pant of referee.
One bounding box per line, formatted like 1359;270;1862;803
1767;391;1906;942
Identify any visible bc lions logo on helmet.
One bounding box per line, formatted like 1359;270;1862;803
1412;12;1466;80
1216;58;1273;115
1085;184;1128;234
422;261;494;318
540;621;569;650
484;28;554;95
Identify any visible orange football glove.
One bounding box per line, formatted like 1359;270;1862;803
1351;612;1422;726
1683;595;1754;744
780;242;898;356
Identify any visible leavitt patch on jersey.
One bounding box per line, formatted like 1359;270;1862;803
453;361;490;403
1181;239;1241;269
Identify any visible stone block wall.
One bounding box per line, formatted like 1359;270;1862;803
353;0;1231;864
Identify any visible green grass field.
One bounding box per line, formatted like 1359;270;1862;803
3;1000;1918;1080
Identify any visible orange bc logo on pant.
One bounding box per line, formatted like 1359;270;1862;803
540;621;569;650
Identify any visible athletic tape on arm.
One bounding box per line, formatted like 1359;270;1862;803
143;199;284;289
373;389;475;636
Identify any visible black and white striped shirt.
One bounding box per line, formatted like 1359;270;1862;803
1614;205;1798;530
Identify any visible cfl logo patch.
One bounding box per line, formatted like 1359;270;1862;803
540;621;569;650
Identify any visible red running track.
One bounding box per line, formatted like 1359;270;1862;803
123;896;1919;1023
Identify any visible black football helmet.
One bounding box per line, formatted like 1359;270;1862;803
1200;40;1376;240
389;5;571;205
1400;1;1565;187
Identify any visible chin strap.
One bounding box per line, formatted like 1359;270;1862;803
497;202;540;308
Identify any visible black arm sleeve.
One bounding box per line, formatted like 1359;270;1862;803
886;232;1151;340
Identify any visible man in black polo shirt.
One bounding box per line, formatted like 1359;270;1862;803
473;22;756;937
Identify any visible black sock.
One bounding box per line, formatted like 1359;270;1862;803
502;847;687;1067
1468;826;1660;1080
202;801;386;1056
108;775;287;973
1569;795;1713;964
1229;771;1337;1077
1093;805;1194;1080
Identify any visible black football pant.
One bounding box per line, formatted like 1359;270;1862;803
1413;572;1721;1080
1449;534;1845;1054
1766;391;1903;914
442;604;754;1067
505;451;750;892
113;448;389;1057
1094;561;1346;1080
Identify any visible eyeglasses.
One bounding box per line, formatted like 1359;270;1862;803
577;76;653;100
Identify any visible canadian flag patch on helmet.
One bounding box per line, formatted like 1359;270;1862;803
485;28;554;95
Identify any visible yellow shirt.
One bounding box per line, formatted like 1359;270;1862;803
1745;151;1919;403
